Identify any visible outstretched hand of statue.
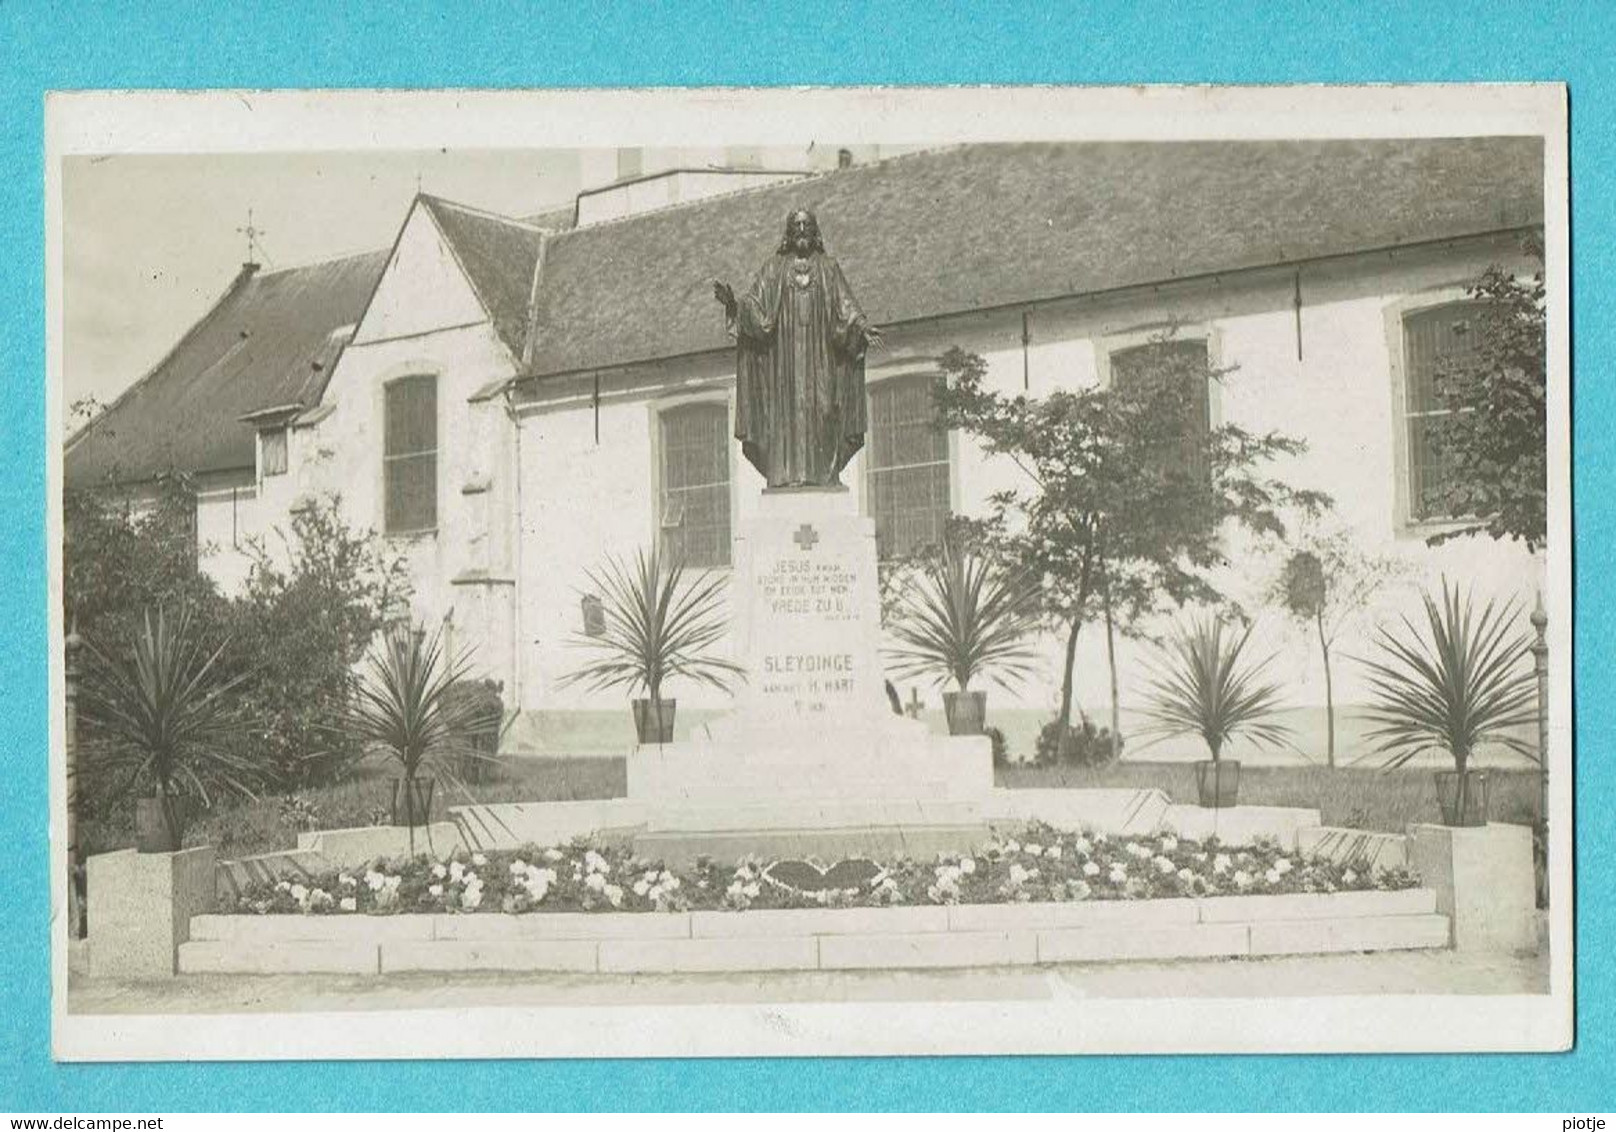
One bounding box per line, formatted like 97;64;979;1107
712;280;737;316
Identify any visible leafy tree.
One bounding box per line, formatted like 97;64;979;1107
1423;250;1547;550
226;496;412;786
933;343;1329;737
1268;527;1409;767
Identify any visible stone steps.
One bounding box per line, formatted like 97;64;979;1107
177;888;1448;975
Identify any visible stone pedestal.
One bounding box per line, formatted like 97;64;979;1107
627;487;991;853
1408;822;1537;953
87;846;216;979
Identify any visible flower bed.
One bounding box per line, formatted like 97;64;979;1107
229;821;1419;917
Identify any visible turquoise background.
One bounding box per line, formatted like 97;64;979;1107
1;0;1606;1112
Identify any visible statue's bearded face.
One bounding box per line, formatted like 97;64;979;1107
785;210;819;255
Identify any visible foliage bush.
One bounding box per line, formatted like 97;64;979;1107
222;497;411;787
443;678;505;784
1035;712;1122;767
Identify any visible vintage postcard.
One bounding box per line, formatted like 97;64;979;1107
47;85;1571;1059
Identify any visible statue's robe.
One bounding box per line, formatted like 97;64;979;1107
729;251;870;487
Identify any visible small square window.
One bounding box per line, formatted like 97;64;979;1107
261;427;288;477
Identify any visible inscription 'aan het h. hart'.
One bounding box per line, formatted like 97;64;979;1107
756;557;857;619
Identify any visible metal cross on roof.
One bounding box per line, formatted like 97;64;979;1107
236;208;268;268
793;523;820;551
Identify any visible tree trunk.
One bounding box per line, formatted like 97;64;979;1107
1058;617;1083;734
1317;611;1335;769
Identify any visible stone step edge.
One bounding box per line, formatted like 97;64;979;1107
176;913;1450;975
192;888;1438;942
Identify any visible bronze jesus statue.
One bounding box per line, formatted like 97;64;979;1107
714;209;882;488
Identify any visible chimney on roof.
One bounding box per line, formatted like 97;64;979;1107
837;148;854;170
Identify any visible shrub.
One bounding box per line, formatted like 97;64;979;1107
226;497;410;787
442;678;505;784
1036;712;1122;767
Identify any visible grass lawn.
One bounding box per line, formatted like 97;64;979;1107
82;753;1541;860
998;761;1542;834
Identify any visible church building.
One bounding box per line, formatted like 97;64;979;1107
64;139;1547;757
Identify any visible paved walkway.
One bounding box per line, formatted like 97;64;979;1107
68;949;1548;1015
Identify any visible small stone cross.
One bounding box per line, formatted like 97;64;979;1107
793;523;820;551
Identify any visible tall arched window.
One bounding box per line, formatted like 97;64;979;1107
658;401;731;567
1401;301;1485;520
384;374;437;534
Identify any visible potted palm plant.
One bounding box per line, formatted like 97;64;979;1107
80;605;257;852
1139;615;1292;808
886;542;1041;735
563;546;741;743
349;621;498;853
1359;581;1538;827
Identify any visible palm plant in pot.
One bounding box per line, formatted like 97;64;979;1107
79;604;258;852
1138;615;1292;808
885;541;1041;735
1359;580;1538;827
349;621;499;854
563;546;742;744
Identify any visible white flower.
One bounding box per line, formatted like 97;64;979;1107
382;875;401;892
1082;861;1100;877
338;874;356;889
1108;865;1127;884
1264;868;1282;886
633;879;651;897
604;884;624;907
1045;845;1062;860
289;884;308;903
510;859;527;875
584;850;610;875
1126;842;1151;860
461;870;478;887
275;880;292;893
1153;855;1177;875
449;861;466;882
1024;843;1043;857
1072;837;1093;856
471;852;488;867
584;872;607;893
742;882;761;899
1213;854;1232;875
1008;864;1031;886
1160;836;1179;853
543;848;564;862
431;863;448;880
462;887;483;910
1274;858;1293;875
429;884;444;897
1177;868;1194;882
959;857;977;875
339;896;357;912
1343;869;1358;885
1004;840;1021;854
1233;870;1253;889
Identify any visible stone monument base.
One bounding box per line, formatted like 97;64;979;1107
625;485;992;860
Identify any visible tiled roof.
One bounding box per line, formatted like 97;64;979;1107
419;196;544;359
523;137;1544;379
65;250;388;487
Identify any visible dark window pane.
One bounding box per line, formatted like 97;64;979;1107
385;375;437;457
385;452;436;533
1403;302;1484;519
867;375;950;559
1110;339;1210;485
660;403;730;567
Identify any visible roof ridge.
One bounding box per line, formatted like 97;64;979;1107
549;144;963;240
419;192;546;233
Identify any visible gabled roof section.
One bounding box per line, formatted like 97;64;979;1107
522;137;1545;379
65;249;387;487
419;195;544;360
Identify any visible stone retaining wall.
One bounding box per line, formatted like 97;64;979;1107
178;888;1447;976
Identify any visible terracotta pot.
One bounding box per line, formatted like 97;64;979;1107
942;690;987;736
1435;768;1490;827
134;794;187;853
1194;759;1241;809
633;698;676;744
390;776;436;828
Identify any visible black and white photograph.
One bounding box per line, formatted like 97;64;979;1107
47;86;1571;1059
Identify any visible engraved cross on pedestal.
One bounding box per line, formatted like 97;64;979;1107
793;523;820;551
